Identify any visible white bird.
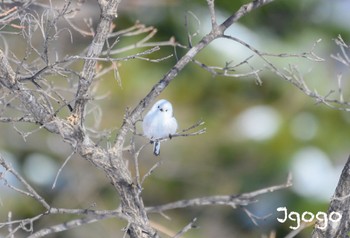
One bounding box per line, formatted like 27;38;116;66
142;99;178;156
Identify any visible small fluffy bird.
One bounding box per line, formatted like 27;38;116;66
142;99;178;156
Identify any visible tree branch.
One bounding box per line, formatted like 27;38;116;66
146;176;292;213
311;155;350;238
0;155;50;210
173;218;197;238
73;0;121;124
27;208;125;238
219;0;274;32
0;45;157;237
113;0;276;157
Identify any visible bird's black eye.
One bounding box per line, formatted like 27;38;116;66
157;106;160;109
165;109;168;112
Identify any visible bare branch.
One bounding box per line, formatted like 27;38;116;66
173;217;197;238
242;207;272;226
311;155;350;238
75;46;172;63
114;0;276;156
52;151;75;189
0;116;36;123
0;155;50;209
146;176;292;213
331;35;350;66
27;211;123;238
206;0;217;28
146;120;206;144
0;214;44;236
7;212;14;238
219;0;274;32
73;0;121;124
181;119;205;133
219;34;350;110
192;58;263;79
141;160;163;185
185;11;201;48
105;24;186;55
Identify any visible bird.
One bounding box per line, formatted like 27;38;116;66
142;99;178;156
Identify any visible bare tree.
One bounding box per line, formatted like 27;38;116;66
0;0;349;237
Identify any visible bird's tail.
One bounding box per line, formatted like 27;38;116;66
153;141;160;156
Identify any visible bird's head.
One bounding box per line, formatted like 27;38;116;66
152;99;174;116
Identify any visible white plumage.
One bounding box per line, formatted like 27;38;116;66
142;99;178;156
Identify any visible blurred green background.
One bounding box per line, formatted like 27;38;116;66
1;0;350;237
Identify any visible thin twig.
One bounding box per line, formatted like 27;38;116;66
8;212;13;238
52;151;75;189
0;155;50;209
181;119;205;133
185;11;201;48
206;0;217;28
173;217;197;238
242;207;272;226
74;46;172;63
192;58;263;79
153;120;206;143
141;160;163;185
